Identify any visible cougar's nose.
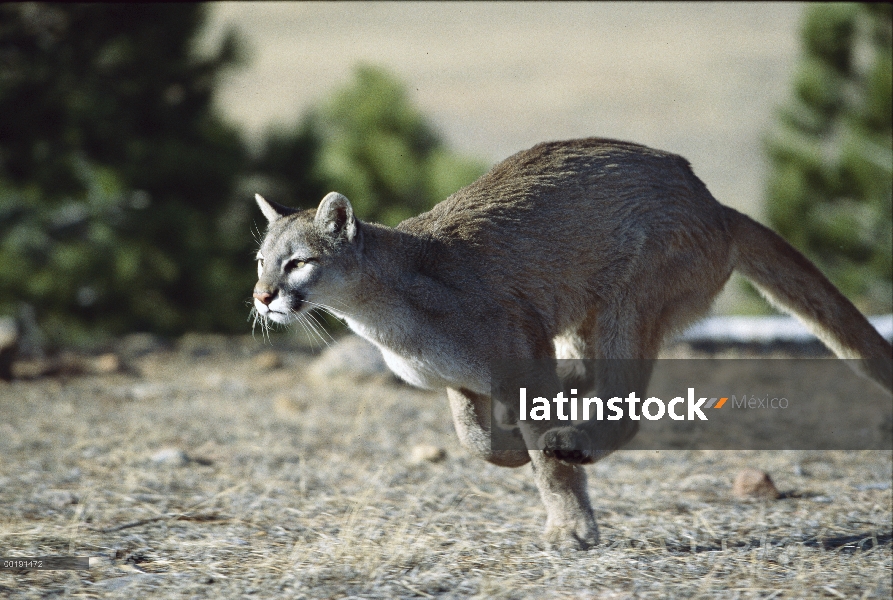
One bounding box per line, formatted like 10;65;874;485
253;290;275;305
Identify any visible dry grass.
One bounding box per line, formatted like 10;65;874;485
1;334;890;598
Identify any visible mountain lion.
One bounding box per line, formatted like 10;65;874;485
251;138;892;550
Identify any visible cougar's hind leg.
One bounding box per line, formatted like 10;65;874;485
447;387;530;467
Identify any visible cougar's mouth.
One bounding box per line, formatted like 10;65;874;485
263;308;295;325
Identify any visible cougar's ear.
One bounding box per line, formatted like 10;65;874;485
255;194;297;223
314;192;357;241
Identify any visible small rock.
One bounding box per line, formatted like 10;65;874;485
150;448;189;467
125;383;167;401
62;468;82;483
7;352;91;379
254;351;283;371
52;352;89;377
732;468;780;499
307;335;393;382
410;444;447;464
15;304;45;358
0;316;18;381
93;353;123;374
37;489;79;509
273;393;305;416
853;482;891;491
118;333;167;359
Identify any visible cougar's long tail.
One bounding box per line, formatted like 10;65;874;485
728;208;892;393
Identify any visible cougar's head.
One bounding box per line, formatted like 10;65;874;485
252;192;359;325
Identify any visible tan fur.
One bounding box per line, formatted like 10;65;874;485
253;138;892;550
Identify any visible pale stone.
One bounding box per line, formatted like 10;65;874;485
410;444;447;464
733;468;780;499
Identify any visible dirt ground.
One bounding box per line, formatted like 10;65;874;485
1;333;890;599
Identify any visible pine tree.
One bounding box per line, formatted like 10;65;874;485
308;64;487;226
764;3;892;314
0;4;252;343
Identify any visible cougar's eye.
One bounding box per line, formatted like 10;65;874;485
257;257;264;277
283;259;307;273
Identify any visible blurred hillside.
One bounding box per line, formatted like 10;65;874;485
200;3;805;316
201;3;803;217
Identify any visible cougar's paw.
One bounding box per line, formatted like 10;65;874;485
544;519;600;551
539;426;595;464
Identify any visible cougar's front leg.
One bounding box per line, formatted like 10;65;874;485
528;450;599;549
447;387;530;467
519;417;601;549
509;363;600;549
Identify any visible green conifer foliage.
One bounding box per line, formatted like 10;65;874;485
765;3;892;314
0;4;251;344
310;65;487;226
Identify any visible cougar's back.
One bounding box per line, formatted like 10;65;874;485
397;138;735;322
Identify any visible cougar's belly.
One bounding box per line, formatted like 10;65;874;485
343;317;488;394
378;346;485;393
